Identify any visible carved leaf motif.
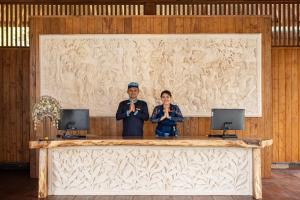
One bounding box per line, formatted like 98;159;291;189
49;147;252;195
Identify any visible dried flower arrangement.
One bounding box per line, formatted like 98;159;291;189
32;95;61;130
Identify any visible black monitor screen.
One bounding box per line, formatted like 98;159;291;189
58;109;89;130
211;108;245;130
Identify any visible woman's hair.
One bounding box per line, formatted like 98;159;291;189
160;90;172;98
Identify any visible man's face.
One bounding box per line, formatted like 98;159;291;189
127;87;139;99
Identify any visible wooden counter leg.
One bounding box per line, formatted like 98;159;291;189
38;148;48;198
253;148;262;199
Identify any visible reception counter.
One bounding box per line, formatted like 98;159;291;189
29;136;272;199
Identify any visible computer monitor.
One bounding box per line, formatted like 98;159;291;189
210;108;245;138
58;109;89;130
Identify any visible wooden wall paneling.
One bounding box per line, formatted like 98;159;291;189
80;17;88;34
278;49;286;162
146;16;154;34
189;118;198;137
204;119;212;136
234;15;244;34
160;16;168;33
115;16;125;33
182;17;191;33
0;48;30;164
285;49;292;162
272;47;279;162
272;47;300;163
298;48;300;160
204;118;211;136
259;17;267;177
15;48;22;162
189;17;199;33
53;17;66;34
124;17;132;33
103;118;111;136
174;16;183;33
6;48;11;161
6;48;11;162
72;17;80;33
219;16;235;33
22;49;30;162
29;16;272;177
29;16;43;177
209;16;221;33
89;117;95;135
110;117;118;137
6;49;11;161
262;17;272;177
291;49;299;162
116;120;123;137
250;118;258;138
65;17;72;34
87;16;94;33
197;118;203;137
29;18;35;177
7;6;300;184
241;17;256;141
102;17;111;33
94;16;103;34
131;16;139;33
1;49;6;161
167;17;176;33
0;49;3;162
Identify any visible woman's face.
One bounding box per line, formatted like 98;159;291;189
161;93;171;105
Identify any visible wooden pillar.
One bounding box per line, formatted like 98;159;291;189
38;148;48;198
253;148;262;199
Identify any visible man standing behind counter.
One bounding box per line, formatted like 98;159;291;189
116;82;149;137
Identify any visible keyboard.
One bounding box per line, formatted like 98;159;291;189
61;134;86;139
208;134;238;139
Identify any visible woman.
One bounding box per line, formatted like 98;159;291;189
150;90;183;137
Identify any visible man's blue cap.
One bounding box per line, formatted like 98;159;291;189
128;82;139;89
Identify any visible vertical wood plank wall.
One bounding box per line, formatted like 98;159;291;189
272;47;300;163
0;48;30;164
4;45;300;174
29;16;272;178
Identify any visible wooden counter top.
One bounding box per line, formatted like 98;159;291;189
29;136;272;149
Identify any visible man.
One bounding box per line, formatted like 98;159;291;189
116;82;149;137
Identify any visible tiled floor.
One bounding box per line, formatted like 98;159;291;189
0;169;300;200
